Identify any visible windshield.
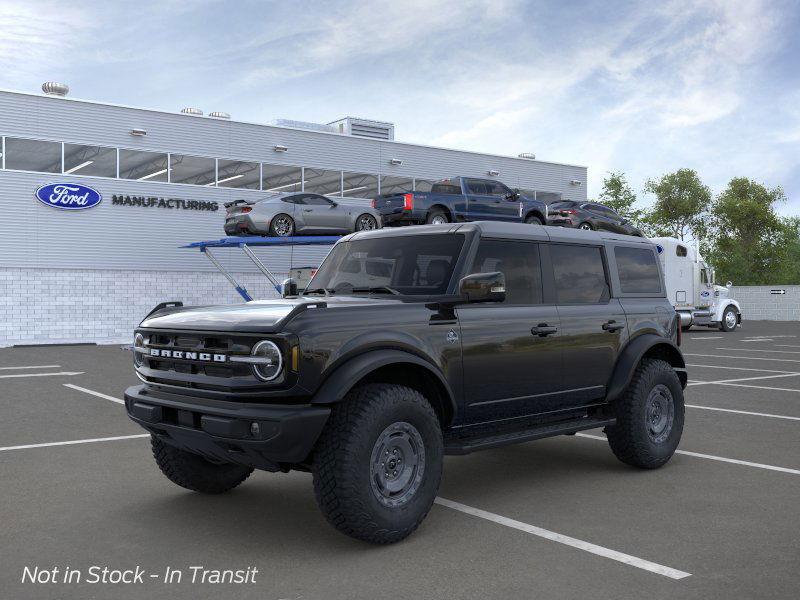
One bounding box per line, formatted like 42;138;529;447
305;234;465;296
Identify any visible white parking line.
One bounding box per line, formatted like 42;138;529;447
0;365;61;370
0;434;149;453
688;336;723;340
687;373;800;387
576;433;800;475
686;404;800;421
740;339;773;342
435;497;691;579
776;344;800;349
0;371;84;379
63;383;124;404
686;363;797;374
684;353;800;364
712;382;800;394
717;348;800;355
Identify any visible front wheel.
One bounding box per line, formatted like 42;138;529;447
605;359;684;469
151;436;253;494
355;213;379;231
720;307;738;332
312;383;443;544
269;213;295;237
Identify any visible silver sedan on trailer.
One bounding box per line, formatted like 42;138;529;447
224;192;382;237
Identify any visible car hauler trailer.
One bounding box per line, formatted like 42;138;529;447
651;237;742;332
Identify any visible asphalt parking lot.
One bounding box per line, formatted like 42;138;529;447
2;321;799;600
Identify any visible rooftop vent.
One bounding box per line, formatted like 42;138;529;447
180;107;203;116
42;82;69;97
518;152;536;160
209;111;230;119
269;119;337;134
328;117;395;141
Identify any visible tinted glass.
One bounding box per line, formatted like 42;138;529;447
465;179;489;194
263;164;302;193
119;149;168;182
342;172;379;198
484;181;511;197
5;138;61;173
307;234;465;296
676;245;688;257
430;179;462;194
304;195;333;206
551;244;609;304
63;144;117;177
615;247;662;294
470;240;542;304
217;159;259;189
170;154;216;186
536;191;562;204
304;168;342;196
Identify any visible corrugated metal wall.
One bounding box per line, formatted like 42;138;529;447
0;89;587;274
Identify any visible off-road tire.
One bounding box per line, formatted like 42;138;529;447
312;383;443;544
605;359;684;469
426;209;450;225
269;213;295;237
525;214;544;225
151;436;253;494
720;307;738;332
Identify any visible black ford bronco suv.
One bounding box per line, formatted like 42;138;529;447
125;222;687;543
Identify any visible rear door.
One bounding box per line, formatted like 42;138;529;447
548;242;626;407
458;238;564;424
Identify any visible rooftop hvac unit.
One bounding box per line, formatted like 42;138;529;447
209;111;230;119
328;117;395;141
181;107;204;116
269;119;337;134
42;82;69;96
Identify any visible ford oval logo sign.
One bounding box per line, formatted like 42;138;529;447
35;183;102;210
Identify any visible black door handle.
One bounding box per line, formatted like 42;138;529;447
602;320;624;332
531;324;558;337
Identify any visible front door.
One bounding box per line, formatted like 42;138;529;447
548;243;626;407
299;195;347;232
458;239;564;425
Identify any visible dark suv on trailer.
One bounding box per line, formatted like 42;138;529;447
547;200;644;236
125;222;686;544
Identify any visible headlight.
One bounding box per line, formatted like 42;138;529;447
133;333;145;367
251;340;283;381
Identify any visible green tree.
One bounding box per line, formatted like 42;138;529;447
642;169;711;240
598;171;644;225
705;177;793;285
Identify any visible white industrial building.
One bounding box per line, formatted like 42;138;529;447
0;85;588;346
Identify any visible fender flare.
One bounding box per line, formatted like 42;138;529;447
606;334;686;402
309;349;457;424
714;299;742;323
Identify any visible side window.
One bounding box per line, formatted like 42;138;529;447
282;195;303;204
485;181;511;197
676;245;688;257
430;180;462;194
465;179;489;195
550;244;609;304
469;240;543;304
304;195;334;206
614;247;662;294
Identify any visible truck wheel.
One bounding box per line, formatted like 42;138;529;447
312;383;443;544
525;214;543;225
720;307;738;332
151;436;253;494
269;214;295;237
426;209;449;225
605;358;684;469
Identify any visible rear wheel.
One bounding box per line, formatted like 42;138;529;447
312;383;443;544
426;209;449;225
525;214;543;225
269;213;295;237
720;307;738;332
605;359;684;469
579;222;593;231
355;213;378;231
151;436;253;494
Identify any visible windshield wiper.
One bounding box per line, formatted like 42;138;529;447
303;287;335;296
351;286;400;295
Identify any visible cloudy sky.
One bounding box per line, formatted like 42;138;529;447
2;0;798;212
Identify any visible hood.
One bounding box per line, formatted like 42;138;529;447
714;285;730;298
139;296;403;332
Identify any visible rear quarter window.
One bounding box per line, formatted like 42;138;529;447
614;246;662;294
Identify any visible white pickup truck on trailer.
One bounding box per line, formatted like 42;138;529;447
651;237;742;332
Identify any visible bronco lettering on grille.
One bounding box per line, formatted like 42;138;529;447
149;349;227;362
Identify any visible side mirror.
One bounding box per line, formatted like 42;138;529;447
281;278;299;298
505;191;520;201
459;272;506;303
329;201;338;208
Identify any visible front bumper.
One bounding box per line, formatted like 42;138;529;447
124;385;330;471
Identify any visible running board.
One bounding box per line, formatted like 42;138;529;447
445;417;615;455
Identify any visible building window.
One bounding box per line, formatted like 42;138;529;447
119;149;169;182
379;175;413;195
262;163;302;193
341;171;378;198
170;154;216;186
217;159;260;189
4;137;61;173
414;178;436;192
304;168;342;196
63;144;117;177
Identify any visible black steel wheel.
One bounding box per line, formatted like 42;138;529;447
355;213;378;231
269;214;295;237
